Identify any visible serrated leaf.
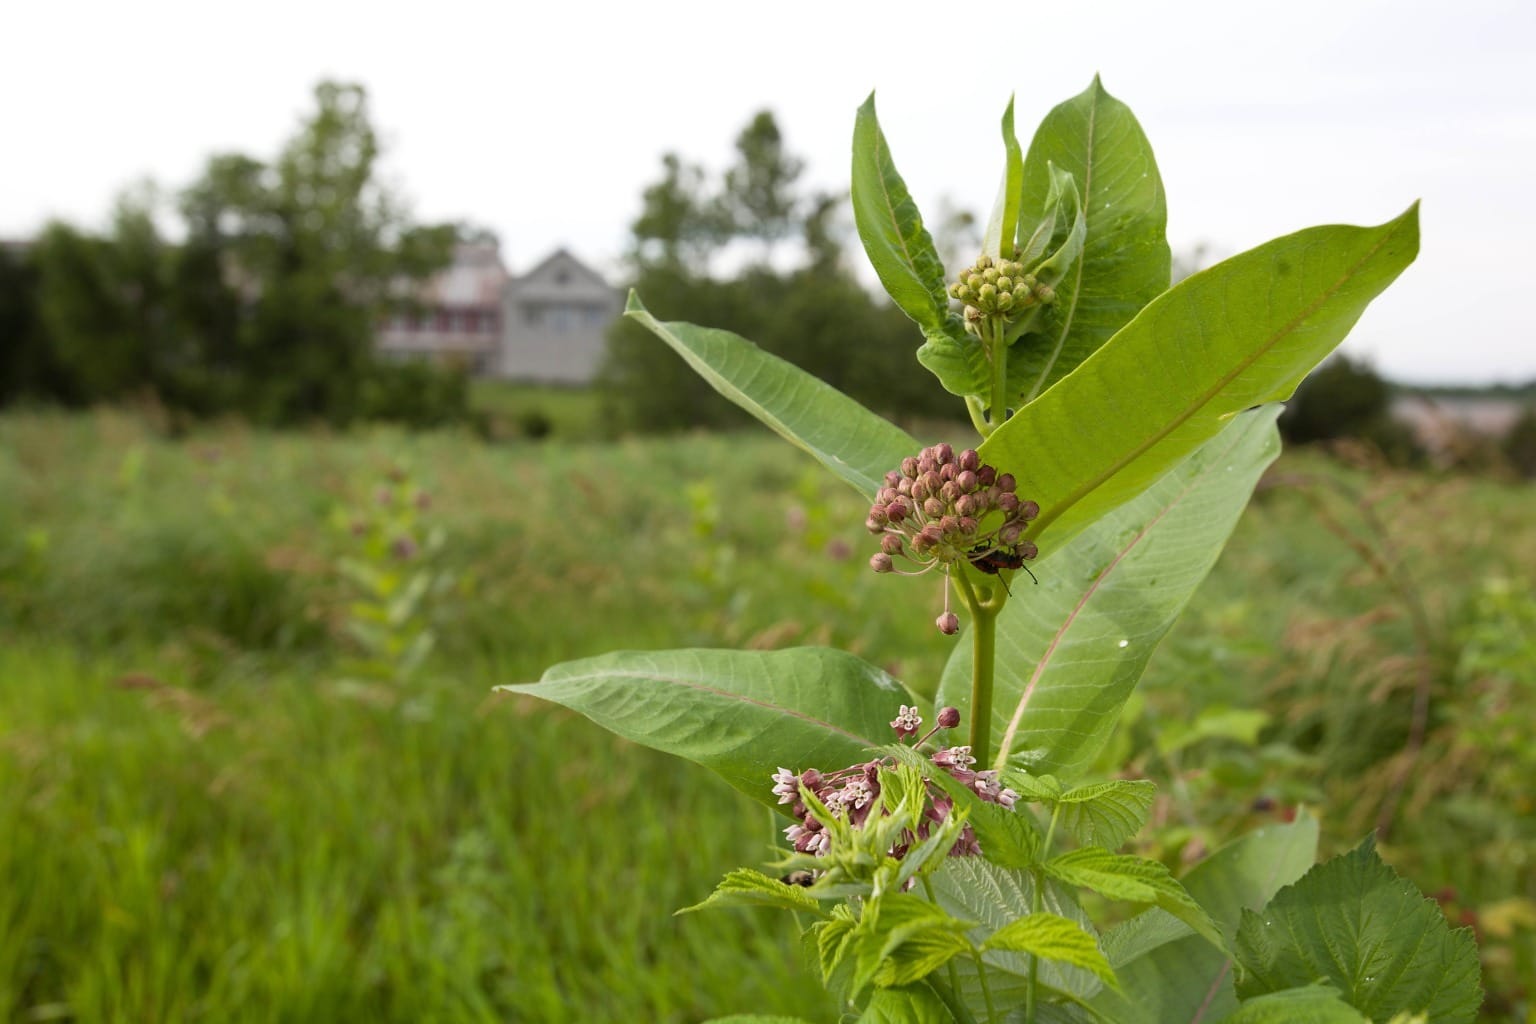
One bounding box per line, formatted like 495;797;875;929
1090;814;1319;1024
937;407;1280;779
624;293;917;497
678;868;827;917
1234;839;1483;1024
1221;985;1370;1023
1053;779;1156;851
1012;75;1171;401
1046;848;1222;949
857;985;955;1024
928;858;1105;1014
983;912;1119;990
815;904;858;990
852;893;973;998
498;647;909;809
981;205;1419;555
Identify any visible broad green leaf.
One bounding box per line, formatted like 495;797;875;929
497;647;910;808
937;407;1280;778
1053;779;1157;851
851;94;950;332
983;911;1119;990
982;204;1419;553
1234;839;1483;1024
1045;847;1221;948
679;868;827;917
1090;813;1319;1024
982;97;1025;259
624;293;917;497
857;985;955;1024
1222;986;1369;1023
1013;75;1171;401
928;858;1105;1014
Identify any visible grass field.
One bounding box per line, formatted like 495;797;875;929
3;409;1535;1021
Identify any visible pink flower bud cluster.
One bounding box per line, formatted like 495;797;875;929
771;705;1019;868
866;444;1040;578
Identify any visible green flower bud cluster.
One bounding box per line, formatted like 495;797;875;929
946;253;1057;329
866;443;1039;577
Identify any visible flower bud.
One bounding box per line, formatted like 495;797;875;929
936;611;960;635
978;283;998;305
1035;284;1056;305
959;449;980;472
886;501;908;522
880;534;904;555
923;497;945;518
1018;540;1038;560
996;276;1013;292
998;492;1018;513
939;515;960;534
886;469;903;487
997;473;1017;493
977;466;997;486
940;481;960;503
997;291;1015;311
959;516;978;534
935;443;954;463
976;255;993;269
1019;500;1040;521
982;267;1000;285
865;514;887;533
901;456;919;478
956;469;978;492
919;523;944;546
955;494;977;517
998;522;1024;545
937;706;961;729
948;282;966;300
870;552;894;573
966;274;983;291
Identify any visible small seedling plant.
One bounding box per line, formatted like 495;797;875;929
504;80;1481;1022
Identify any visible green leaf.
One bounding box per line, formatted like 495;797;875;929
1234;838;1483;1024
1046;847;1222;948
1221;986;1370;1023
850;93;950;333
981;204;1419;553
1053;779;1157;851
624;293;917;497
1013;75;1171;401
982;97;1025;260
678;868;827;917
1090;813;1319;1024
853;893;973;997
704;1017;821;1024
983;912;1119;990
937;406;1280;778
857;984;956;1024
497;647;910;808
928;858;1106;1013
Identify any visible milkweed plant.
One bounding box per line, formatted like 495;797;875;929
501;79;1482;1023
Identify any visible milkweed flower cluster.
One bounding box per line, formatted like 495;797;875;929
948;251;1057;334
771;705;1018;865
865;444;1040;631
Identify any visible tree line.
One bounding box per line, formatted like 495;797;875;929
0;82;467;427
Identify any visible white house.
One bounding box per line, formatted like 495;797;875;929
376;242;620;384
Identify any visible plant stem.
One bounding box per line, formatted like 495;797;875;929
953;570;998;767
965;396;993;438
1025;807;1061;1024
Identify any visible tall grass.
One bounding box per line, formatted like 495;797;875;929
4;409;1535;1020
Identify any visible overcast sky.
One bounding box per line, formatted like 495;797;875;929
5;0;1532;384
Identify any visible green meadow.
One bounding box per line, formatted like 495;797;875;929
3;408;1534;1022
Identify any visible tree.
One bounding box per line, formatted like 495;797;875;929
176;81;455;424
717;111;804;266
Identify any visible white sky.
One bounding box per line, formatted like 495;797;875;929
5;0;1533;384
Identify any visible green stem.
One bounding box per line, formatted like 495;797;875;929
965;395;993;438
1025;807;1061;1024
952;571;998;767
